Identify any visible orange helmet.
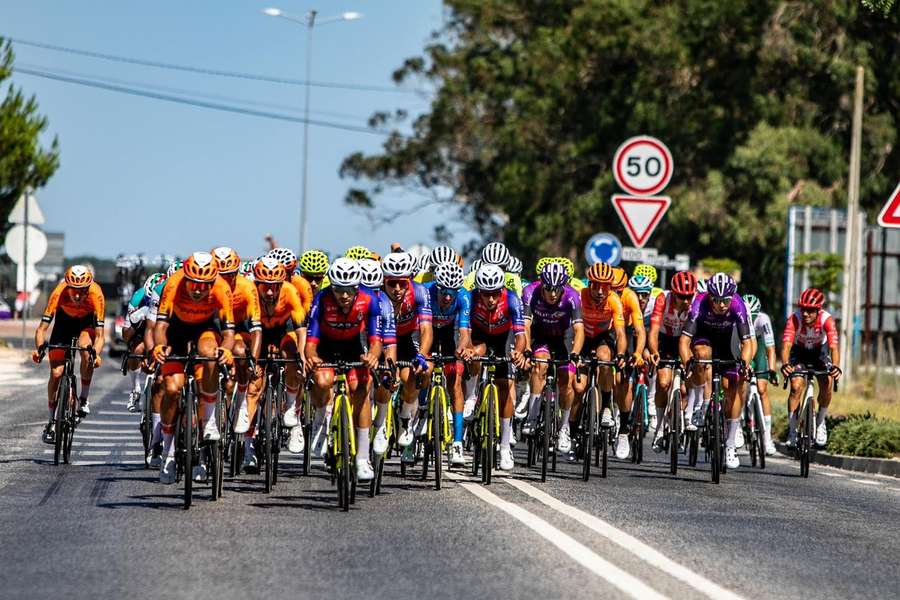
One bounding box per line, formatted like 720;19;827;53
64;265;93;288
586;263;614;284
183;252;218;283
254;256;287;283
611;267;628;291
211;247;240;274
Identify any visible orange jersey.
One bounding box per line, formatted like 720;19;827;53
620;288;643;329
41;280;105;327
229;274;261;330
580;288;624;338
290;274;313;316
260;282;306;330
157;270;234;327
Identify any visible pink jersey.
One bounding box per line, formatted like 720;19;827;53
782;310;838;350
650;291;693;337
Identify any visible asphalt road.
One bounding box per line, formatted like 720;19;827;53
1;363;899;600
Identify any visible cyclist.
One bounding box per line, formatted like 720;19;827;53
556;257;585;292
629;273;658;429
381;251;433;463
345;245;375;261
358;257;398;459
123;272;166;412
573;262;627;432
742;294;778;456
646;270;697;452
414;245;458;285
520;263;584;455
305;258;383;481
239;257;306;470
298;249;330;294
611;267;646;460
151;252;235;483
34;266;105;444
633;263;664;300
781;287;841;447
425;261;472;466
268;247;313;316
679;273;753;470
462;263;527;472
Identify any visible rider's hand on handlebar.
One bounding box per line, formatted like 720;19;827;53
780;363;793;378
768;370;779;385
511;349;528;370
362;351;380;371
152;344;170;365
568;352;581;367
630;352;644;368
413;353;428;373
217;347;234;367
92;353;102;369
459;346;475;361
829;364;843;379
646;349;659;367
32;347;44;364
615;353;627;370
306;354;323;371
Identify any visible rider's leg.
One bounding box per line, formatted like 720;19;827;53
350;373;372;460
196;332;220;433
656;367;673;433
787;375;804;441
525;357;548;425
160;371;184;460
447;366;464;443
46;358;65;422
723;376;741;447
557;366;573;431
77;329;95;407
815;374;833;425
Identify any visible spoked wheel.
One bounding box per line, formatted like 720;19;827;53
302;390;313;477
263;385;274;494
599;428;609;478
370;451;383;497
632;388;645;465
687;430;699;467
433;389;444;490
339;398;352;511
754;399;766;470
582;388;598;481
540;391;551;483
211;397;225;500
483;388;495;485
800;399;814;478
669;391;681;475
53;377;69;466
230;432;242;477
710;403;721;484
183;393;195;510
140;404;152;469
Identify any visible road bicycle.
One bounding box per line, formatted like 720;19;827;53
692;359;742;484
742;369;775;469
784;367;837;478
574;356;616;481
420;355;455;490
317;361;364;511
466;354;508;485
656;359;685;476
628;365;651;465
122;352;158;467
525;356;571;483
39;339;95;466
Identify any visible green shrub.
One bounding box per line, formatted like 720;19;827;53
827;413;900;458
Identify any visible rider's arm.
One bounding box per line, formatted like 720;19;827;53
647;293;665;356
455;290;473;355
34;321;49;354
414;282;433;357
213;279;236;352
780;313;798;367
90;283;106;355
35;282;63;352
571;322;585;356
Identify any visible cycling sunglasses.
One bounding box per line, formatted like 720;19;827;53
384;279;409;289
185;280;213;292
304;274;325;284
436;285;458;297
332;285;358;296
589;281;611;292
710;295;733;305
257;281;282;293
674;293;693;301
480;289;502;299
542;284;564;294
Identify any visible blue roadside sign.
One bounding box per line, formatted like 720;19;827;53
584;233;622;266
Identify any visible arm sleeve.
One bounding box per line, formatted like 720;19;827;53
456;289;471;330
157;276;177;322
781;314;798;345
508;291;525;335
91;283;106;328
570;291;583;324
41;281;65;323
366;291;382;345
824;315;839;349
758;314;775;347
379;295;396;347
214;281;235;329
681;296;703;338
650;293;666;327
414;283;432;322
306;292;322;345
246;282;262;332
610;294;625;327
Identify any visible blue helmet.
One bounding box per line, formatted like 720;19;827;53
540;262;569;287
628;275;653;294
707;272;737;298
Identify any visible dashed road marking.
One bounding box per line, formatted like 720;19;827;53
850;479;881;486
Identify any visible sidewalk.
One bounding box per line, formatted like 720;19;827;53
0;346;44;389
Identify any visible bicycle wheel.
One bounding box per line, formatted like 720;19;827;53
582;387;598;481
302;388;313;477
710;399;721;484
433;386;444;490
211;395;225;500
801;397;814;478
634;385;646;464
53;376;68;466
550;392;558;474
183;388;195;510
140;384;152;468
746;403;758;469
669;389;681;475
754;397;766;470
484;384;496;485
263;383;274;493
339;396;351;511
540;389;551;483
687;430;698;467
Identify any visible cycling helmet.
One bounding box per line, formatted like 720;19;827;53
586;263;614;284
358;258;383;288
467;258;483;275
743;294;762;319
382;252;415;279
166;259;183;277
434;261;465;289
211;247;240;274
556;257;576;278
64;265;93;288
475;264;505;291
299;250;329;275
611;268;628;291
428;246;459;271
633;263;658;284
628;275;653;294
535;256;554;276
239;260;254;278
253;256;287;283
799;287;825;310
707;272;737;298
507;256;523;275
540;263;570;287
328;257;362;287
481;242;511;268
670;271;697;296
696;277;708;294
268;247;298;273
143;272;166;295
183;252;218;283
345;245;374;261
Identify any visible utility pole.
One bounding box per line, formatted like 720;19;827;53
21;188;29;349
840;66;864;384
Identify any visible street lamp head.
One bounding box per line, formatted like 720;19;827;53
342;11;363;20
261;7;282;17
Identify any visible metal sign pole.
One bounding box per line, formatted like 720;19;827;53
21;189;29;349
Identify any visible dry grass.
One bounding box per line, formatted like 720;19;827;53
769;372;900;421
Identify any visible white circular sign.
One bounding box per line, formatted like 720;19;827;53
613;136;674;196
5;224;48;264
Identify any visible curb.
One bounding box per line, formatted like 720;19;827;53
775;441;900;479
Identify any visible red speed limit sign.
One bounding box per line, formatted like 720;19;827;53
613;136;674;196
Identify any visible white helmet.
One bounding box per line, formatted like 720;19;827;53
328;257;361;287
433;261;464;289
481;242;510;268
382;252;415;278
467;258;483;275
506;256;523;274
427;246;458;271
358;258;383;288
475;264;505;291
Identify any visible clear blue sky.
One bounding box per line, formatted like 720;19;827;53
5;0;472;260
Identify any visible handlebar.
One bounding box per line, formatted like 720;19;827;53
783;368;839;392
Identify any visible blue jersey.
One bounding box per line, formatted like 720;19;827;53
426;283;472;330
363;286;397;347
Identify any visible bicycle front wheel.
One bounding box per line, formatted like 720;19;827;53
710;400;721;484
433;386;445;490
669;389;681;475
263;384;274;493
53;376;69;466
183;390;195;510
540;389;551;482
754;397;766;470
582;387;598;481
339;396;351;511
483;385;496;485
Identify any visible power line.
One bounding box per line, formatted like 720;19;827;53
14;66;393;136
7;36;428;95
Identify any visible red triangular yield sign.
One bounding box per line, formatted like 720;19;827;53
611;195;671;248
877;182;900;228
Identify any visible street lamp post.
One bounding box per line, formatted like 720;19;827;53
262;7;362;251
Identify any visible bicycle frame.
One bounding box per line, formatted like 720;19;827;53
656;359;684;475
317;361;364;511
692;359;742;484
743;370;768;469
467;354;507;486
577;356;616;480
785;367;836;478
43;338;91;466
528;356;571;482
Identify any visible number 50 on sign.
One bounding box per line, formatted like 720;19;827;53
613;136;674;196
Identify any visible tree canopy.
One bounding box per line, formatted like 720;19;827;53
342;1;898;314
0;38;60;225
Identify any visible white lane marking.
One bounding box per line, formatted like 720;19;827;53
850;479;881;486
76;429;134;435
72;460;142;466
78;450;145;456
78;420;135;426
73;434;138;440
503;478;745;600
459;482;670;600
109;401;128;406
73;442;142;447
818;471;845;478
97;410;137;416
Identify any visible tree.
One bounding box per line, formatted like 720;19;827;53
0;38;60;225
341;1;899;320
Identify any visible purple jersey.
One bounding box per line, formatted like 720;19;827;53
522;280;540;306
524;285;583;337
682;293;751;341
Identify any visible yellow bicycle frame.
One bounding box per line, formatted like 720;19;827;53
427;365;453;450
329;371;356;471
